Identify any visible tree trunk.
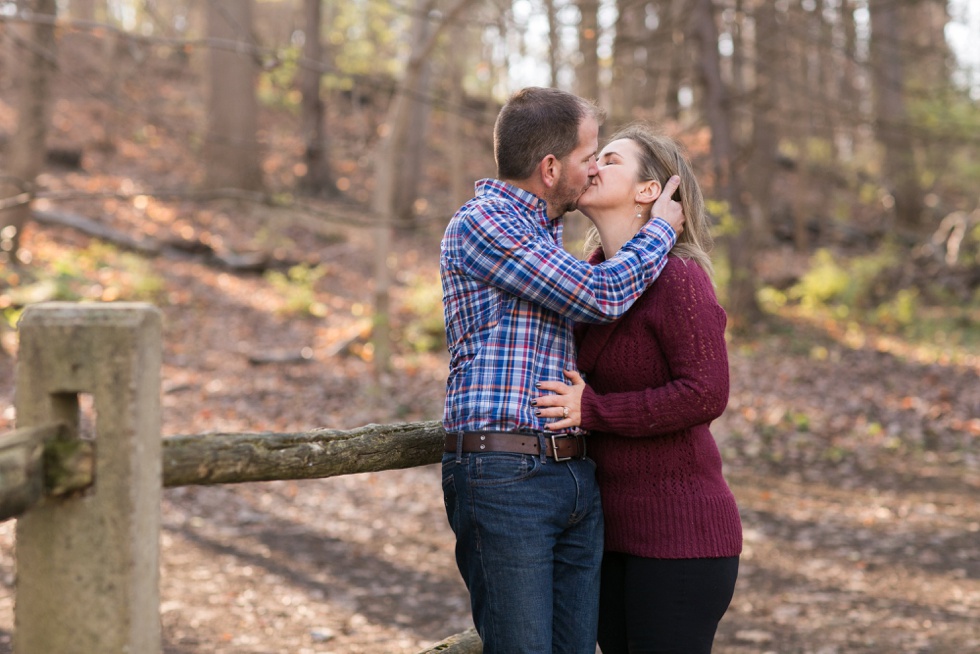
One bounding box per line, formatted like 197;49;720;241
610;0;640;122
298;0;337;197
746;0;779;249
838;0;859;160
370;0;474;376
393;1;436;226
71;0;96;21
816;0;836;150
636;1;657;109
0;0;57;263
663;0;687;120
545;0;561;88
576;0;600;101
868;0;923;234
691;0;760;328
204;0;263;190
446;25;470;212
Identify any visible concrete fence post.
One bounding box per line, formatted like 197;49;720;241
13;302;162;654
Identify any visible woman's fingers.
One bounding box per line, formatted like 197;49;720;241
535;381;572;397
534;372;584;427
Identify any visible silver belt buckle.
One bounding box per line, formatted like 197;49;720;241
549;434;577;462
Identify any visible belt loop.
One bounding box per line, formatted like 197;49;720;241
455;430;464;464
536;433;547;464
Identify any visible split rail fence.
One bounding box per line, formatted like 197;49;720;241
0;302;481;654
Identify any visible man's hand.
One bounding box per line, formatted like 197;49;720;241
652;175;684;236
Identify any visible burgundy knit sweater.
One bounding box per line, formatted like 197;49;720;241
577;253;742;559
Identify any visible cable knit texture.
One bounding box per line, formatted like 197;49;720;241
577;253;742;559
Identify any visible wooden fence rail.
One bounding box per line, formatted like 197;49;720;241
1;421;446;514
0;422;96;520
1;302;479;654
162;420;446;487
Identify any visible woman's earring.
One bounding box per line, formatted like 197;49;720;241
635;204;643;219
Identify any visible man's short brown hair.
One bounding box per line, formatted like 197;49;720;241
494;87;604;181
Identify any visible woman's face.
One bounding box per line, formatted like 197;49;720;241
577;138;645;215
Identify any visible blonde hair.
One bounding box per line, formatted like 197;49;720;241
583;124;714;276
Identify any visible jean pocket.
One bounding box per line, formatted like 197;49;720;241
468;452;539;487
441;463;459;532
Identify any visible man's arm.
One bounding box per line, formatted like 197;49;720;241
452;178;684;323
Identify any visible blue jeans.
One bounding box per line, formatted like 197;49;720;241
441;446;603;654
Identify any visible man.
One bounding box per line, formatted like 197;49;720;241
439;87;684;654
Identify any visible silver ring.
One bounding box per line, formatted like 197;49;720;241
562;406;569;419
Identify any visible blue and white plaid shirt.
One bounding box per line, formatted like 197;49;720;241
440;178;676;434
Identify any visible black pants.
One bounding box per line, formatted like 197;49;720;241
597;552;739;654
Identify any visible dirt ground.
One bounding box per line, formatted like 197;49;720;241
1;218;978;654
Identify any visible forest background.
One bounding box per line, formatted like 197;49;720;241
0;0;979;652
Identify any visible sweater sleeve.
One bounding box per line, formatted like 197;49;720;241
579;260;730;437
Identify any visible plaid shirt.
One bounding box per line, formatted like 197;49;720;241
440;178;676;434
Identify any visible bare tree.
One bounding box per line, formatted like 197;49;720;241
661;0;687;120
370;0;474;375
691;0;760;326
868;0;923;234
204;0;263;190
297;0;337;197
838;0;861;159
745;0;781;249
576;0;600;101
446;24;471;213
392;3;436;226
544;0;561;87
0;0;57;263
70;0;97;21
609;0;643;122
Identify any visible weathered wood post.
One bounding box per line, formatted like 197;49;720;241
13;302;162;654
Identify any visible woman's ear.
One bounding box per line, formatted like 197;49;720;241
635;179;661;204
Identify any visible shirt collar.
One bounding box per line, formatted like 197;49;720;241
476;178;550;223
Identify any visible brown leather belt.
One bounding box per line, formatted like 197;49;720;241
445;431;586;461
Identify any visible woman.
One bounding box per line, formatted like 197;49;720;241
533;124;742;653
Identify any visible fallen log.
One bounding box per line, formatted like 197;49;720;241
33;208;160;254
30;208;300;273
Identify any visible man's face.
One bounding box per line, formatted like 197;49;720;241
547;116;599;218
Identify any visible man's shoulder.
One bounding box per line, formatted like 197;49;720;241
451;189;536;235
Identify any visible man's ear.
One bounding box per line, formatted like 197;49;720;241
635;179;662;204
539;154;561;189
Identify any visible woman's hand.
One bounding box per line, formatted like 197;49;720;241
533;369;586;430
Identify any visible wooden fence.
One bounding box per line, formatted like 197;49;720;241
0;302;481;654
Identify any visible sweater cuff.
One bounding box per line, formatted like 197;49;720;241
580;385;599;431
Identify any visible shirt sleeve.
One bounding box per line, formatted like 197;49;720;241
452;201;677;324
579;261;730;436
